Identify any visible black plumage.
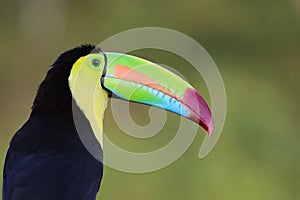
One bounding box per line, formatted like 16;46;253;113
3;45;104;200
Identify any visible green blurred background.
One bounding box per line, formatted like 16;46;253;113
1;0;300;199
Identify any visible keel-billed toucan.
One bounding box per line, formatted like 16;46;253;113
2;44;213;200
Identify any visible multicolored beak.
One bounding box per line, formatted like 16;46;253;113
101;52;213;135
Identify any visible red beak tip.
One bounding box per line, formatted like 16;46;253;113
206;119;214;136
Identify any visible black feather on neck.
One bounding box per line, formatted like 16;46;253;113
31;44;101;117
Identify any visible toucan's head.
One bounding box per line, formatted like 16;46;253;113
33;44;213;146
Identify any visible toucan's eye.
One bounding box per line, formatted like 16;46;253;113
92;59;101;67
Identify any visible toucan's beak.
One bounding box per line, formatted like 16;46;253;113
102;52;213;135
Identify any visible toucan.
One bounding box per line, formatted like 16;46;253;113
2;44;213;200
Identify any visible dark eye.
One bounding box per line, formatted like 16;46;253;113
92;59;100;67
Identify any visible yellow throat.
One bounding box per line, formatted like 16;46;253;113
68;56;108;148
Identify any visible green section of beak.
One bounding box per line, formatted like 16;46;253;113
102;52;213;135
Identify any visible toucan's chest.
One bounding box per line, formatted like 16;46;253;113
10;98;103;155
3;111;103;200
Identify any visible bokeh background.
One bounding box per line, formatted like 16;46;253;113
1;0;300;199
